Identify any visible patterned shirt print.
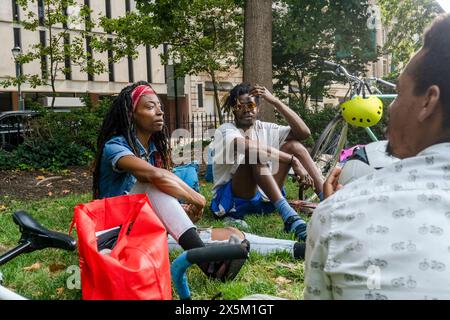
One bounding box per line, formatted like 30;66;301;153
304;143;450;300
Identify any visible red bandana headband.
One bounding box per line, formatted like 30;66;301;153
131;85;157;112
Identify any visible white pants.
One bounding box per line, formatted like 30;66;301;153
130;182;195;241
167;228;297;258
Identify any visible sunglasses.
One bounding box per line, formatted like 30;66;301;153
232;98;257;111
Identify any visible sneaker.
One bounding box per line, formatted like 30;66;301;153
283;215;307;241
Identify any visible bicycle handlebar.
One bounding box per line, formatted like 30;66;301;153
375;78;396;89
323;60;341;69
323;60;361;83
171;244;249;300
324;61;397;95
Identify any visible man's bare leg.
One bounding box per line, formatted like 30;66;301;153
231;163;307;241
231;163;283;201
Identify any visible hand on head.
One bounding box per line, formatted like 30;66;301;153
249;84;278;105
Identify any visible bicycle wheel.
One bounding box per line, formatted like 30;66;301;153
310;114;348;177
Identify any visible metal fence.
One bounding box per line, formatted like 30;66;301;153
169;112;234;148
0;111;37;151
0;110;235;152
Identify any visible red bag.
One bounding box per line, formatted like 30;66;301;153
71;194;172;300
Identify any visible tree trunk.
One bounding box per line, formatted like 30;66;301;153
51;79;56;109
210;71;224;125
243;0;275;122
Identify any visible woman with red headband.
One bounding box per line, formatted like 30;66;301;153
92;81;243;280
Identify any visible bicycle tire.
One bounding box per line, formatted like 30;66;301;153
310;114;348;177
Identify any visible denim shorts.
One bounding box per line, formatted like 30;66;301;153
211;180;286;219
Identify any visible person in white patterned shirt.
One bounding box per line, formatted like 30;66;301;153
304;13;450;300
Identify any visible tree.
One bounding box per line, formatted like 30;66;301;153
98;0;244;125
378;0;443;76
272;0;379;114
243;0;275;122
1;0;106;109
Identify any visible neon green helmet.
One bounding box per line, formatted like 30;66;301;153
341;95;383;128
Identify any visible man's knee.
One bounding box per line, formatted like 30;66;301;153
250;162;272;177
281;140;309;157
211;227;245;241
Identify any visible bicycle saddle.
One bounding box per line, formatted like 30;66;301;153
12;211;76;252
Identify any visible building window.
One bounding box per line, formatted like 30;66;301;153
204;81;233;92
39;30;47;79
105;0;111;18
84;0;91;31
37;0;44;26
86;36;93;81
198;84;204;108
107;39;114;82
312;95;323;104
163;44;168;83
128;55;134;83
12;0;20;22
13;27;21;47
125;0;131;13
105;0;112;34
62;2;68;29
13;27;23;75
64;33;71;80
383;58;388;76
0;92;13;112
146;45;152;83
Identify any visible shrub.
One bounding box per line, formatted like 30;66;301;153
0;149;18;170
0;95;112;171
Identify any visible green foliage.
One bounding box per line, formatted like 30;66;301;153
0;97;111;171
281;103;339;148
96;0;244;124
13;138;91;171
0;150;18;170
123;0;244;77
378;0;443;77
273;0;379;108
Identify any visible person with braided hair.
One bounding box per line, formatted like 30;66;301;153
92;81;247;281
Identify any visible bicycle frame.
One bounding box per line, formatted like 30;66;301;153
0;284;26;300
0;241;32;299
0;237;35;300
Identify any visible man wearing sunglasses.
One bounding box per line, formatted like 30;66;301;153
210;83;324;241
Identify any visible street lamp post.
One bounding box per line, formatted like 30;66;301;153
11;46;24;111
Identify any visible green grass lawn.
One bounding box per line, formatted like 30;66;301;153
0;178;311;300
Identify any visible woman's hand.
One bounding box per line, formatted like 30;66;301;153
323;167;343;199
181;203;204;224
190;192;206;210
183;191;206;223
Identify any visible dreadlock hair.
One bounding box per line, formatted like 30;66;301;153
92;80;172;199
221;83;260;115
